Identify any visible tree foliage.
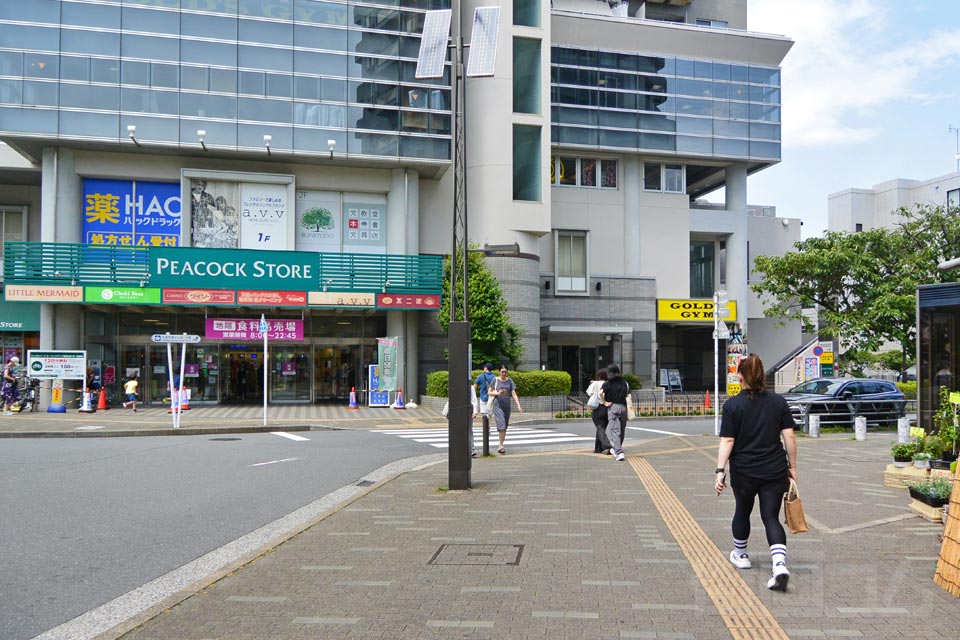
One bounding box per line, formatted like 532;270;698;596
301;207;333;231
751;204;960;377
438;246;523;368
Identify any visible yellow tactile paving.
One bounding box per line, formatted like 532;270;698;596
629;457;790;640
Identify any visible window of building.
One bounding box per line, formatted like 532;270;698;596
695;19;728;28
513;124;541;201
556;231;587;294
644;162;685;193
855;223;863;233
690;241;714;298
0;205;27;275
551;156;617;188
514;0;540;27
513;37;541;114
948;188;960;209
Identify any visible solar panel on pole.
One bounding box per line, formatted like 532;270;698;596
466;6;500;78
415;9;451;79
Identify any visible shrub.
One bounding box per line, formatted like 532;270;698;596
908;477;953;500
890;441;919;460
623;373;641;390
426;369;572;397
896;381;917;399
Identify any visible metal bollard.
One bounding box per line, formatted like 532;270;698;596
854;416;867;441
897;417;911;443
809;414;820;438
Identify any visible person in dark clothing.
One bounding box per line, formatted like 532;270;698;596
600;363;629;461
586;368;612;454
715;354;798;592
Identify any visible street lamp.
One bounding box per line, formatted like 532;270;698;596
713;289;729;436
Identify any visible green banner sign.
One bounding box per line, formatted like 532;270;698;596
377;337;398;391
85;287;162;304
150;247;317;291
0;300;41;331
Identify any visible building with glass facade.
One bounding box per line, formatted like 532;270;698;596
0;0;798;404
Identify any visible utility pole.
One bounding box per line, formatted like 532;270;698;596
950;125;960;173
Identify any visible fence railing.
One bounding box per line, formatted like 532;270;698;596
557;390;726;418
791;397;913;433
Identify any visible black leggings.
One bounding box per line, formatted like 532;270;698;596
730;472;788;546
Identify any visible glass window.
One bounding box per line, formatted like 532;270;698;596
295;76;320;101
122;61;150;86
644;162;661;191
296;0;349;26
181;93;237;118
240;71;265;96
0;25;58;51
182;40;237;67
675;58;694;78
0;3;58;21
91;59;120;84
399;136;449;160
513;125;541;201
122;88;179;115
61;84;119;110
947;189;960;209
676;135;711;154
22;81;58;107
556;156;577;186
598;110;636;129
182;14;238;40
239;45;292;72
295;50;348;76
0;51;23;76
63;2;121;28
749;66;780;85
556;232;587;293
690;241;714;298
123;35;178;61
121;6;179;33
240;0;293;19
514;0;540;27
239;17;293;46
294;23;348;50
61;57;91;82
347;131;398;157
347;56;399;82
715;138;749;157
267;73;293;98
322;77;347;102
239;97;293;123
599;129;636;148
580;158;596;187
59;110;119;137
639;132;673;151
209;68;238;93
514;38;541;115
151;63;179;89
181;66;209;92
0;79;22;105
600;160;617;188
664;164;683;193
749;141;780;159
557;126;596;146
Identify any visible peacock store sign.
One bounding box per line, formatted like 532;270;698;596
149;247;316;291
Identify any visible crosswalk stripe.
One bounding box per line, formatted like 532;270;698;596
373;427;592;449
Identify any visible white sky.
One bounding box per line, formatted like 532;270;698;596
740;0;960;238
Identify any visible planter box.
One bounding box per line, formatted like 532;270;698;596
931;459;953;470
909;487;949;508
884;464;930;488
909;498;945;523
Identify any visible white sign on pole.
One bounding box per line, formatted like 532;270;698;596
261;314;268;426
27;350;87;379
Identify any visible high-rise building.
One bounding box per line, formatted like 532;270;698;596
0;0;796;404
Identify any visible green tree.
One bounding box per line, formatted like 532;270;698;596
438;246;523;368
751;204;960;378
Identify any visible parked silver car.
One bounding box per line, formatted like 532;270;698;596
783;378;907;426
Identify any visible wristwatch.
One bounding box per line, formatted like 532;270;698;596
714;468;725;474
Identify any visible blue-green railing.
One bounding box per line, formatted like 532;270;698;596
3;242;443;294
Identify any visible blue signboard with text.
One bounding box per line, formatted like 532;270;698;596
82;179;181;247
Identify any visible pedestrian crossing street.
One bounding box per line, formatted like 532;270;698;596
373;426;594;449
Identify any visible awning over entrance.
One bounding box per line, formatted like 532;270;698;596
542;324;632;342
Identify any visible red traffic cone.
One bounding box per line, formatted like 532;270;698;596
704;389;711;410
392;387;406;410
97;387;109;411
180;387;191;410
348;386;359;410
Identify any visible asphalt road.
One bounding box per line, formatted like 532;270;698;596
0;418;716;640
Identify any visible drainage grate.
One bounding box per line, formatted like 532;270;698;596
209;437;242;441
429;544;524;566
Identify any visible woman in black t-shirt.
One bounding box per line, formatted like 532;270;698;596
600;363;629;462
714;354;798;592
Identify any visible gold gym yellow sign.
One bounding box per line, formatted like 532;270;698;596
657;299;738;322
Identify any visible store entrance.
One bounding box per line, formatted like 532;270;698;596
220;346;265;404
314;345;359;403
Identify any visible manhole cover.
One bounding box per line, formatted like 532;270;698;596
209;437;242;441
429;544;524;566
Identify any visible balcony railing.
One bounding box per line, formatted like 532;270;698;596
3;242;444;295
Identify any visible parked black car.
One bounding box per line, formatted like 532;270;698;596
783;378;906;427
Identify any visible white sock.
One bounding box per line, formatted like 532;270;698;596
733;537;748;556
770;544;787;569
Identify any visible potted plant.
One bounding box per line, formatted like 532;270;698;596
935;387;960;462
913;452;933;469
891;441;918;468
907;477;952;508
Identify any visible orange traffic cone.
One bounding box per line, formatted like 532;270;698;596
392;387;405;410
97;387;109;411
180;387;191;410
348;387;359;410
704;389;711;410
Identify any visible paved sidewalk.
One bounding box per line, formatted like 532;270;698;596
62;434;960;639
0;404;560;437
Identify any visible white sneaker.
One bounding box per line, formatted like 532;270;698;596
767;561;789;591
615;451;625;461
729;550;751;569
2;411;12;416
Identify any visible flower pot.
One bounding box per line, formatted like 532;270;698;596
893;457;912;468
932;459;953;470
909;487;949;508
914;459;931;469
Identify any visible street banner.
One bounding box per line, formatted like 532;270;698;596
28;350;86;379
377;337;398;391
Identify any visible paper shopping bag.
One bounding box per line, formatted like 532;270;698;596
783;478;809;534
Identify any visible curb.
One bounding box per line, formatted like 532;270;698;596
0;425;324;438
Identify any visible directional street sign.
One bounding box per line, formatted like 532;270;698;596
151;334;201;344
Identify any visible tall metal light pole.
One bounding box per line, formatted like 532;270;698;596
951;126;960;174
417;6;499;490
713;289;729;436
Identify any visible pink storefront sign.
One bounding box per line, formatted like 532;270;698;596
205;318;304;341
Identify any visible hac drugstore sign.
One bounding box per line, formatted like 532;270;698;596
150;247;316;292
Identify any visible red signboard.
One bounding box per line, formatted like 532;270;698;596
376;293;441;309
163;288;236;305
237;290;307;306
